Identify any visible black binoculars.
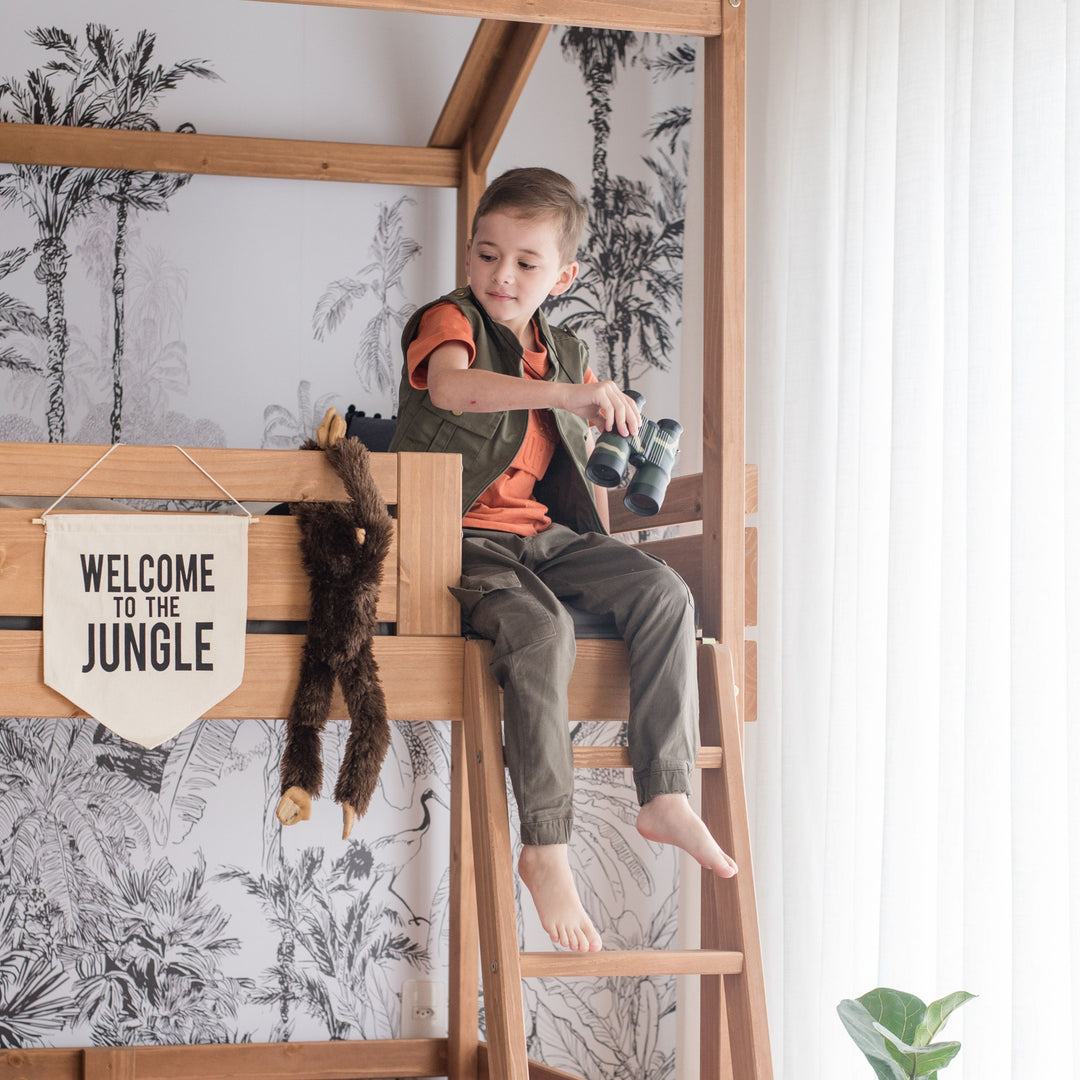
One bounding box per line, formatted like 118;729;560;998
585;390;683;516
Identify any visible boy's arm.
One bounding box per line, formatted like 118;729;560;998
426;343;641;436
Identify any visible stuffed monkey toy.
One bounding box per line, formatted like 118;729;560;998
276;408;394;839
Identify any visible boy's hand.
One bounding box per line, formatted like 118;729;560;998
561;381;641;437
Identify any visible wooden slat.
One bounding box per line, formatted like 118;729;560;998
84;1049;135;1080
0;511;397;623
606;472;703;535
241;0;725;36
0;1049;82;1080
0;443;397;504
743;638;757;724
635;532;704;605
745;462;759;514
745;524;757;627
2;1040;448;1080
0;123;460;187
0;632;465;722
607;464;759;535
395;453;462;635
519;948;742;979
571;745;722;769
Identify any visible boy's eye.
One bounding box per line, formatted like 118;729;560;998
519;261;537;271
478;253;496;262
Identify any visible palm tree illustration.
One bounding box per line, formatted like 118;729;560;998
0;28;113;441
0;718;153;935
0;246;47;386
74;855;250;1044
551;170;683;386
0;947;77;1048
81;24;218;442
312;194;421;403
553;29;687;387
262;379;338;449
558;28;636;212
643;39;695;152
221;843;429;1039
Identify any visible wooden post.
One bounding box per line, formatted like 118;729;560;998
448;721;480;1080
701;4;747;704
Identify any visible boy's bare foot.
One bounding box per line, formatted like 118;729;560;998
518;844;603;952
636;793;739;877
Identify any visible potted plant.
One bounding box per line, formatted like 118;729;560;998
838;986;976;1079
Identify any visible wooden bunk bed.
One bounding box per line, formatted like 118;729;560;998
0;1;767;1077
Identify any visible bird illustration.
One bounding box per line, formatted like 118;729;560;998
368;786;449;924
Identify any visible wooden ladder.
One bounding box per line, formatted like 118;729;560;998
462;637;773;1079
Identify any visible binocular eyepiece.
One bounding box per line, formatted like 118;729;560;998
585;390;683;517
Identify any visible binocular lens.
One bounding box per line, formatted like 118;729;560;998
623;463;670;517
585;442;629;487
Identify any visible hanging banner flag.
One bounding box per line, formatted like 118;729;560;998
42;513;250;747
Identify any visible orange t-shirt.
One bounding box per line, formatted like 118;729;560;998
406;302;596;535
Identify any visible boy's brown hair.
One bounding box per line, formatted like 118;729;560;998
472;167;587;265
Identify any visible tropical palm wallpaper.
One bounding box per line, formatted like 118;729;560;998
0;5;694;1076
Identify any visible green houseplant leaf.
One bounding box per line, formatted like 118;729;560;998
872;1022;961;1077
914;991;977;1046
839;987;975;1080
837;999;908;1080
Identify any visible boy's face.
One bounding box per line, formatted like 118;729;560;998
466;210;578;341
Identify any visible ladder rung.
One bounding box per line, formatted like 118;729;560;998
512;747;725;769
519;948;743;978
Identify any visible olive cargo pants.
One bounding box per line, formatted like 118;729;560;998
453;524;699;846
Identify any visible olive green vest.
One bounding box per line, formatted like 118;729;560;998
389;286;605;535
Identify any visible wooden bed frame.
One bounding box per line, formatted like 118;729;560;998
0;2;765;1077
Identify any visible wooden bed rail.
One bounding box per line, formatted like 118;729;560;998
0;441;476;1080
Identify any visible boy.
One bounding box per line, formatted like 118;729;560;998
389;167;736;953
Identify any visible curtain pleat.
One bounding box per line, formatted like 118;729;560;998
743;1;1079;1076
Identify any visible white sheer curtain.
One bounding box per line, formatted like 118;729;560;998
740;0;1079;1077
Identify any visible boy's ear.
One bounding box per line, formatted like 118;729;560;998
549;260;579;297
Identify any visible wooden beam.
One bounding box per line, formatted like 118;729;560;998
520;948;743;978
0;632;466;722
700;8;746;695
466;23;550;172
430;19;518;148
2;1040;450;1080
241;0;724;36
0;123;460;187
455;131;487;284
0;442;397;503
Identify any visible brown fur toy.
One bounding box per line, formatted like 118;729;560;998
276;410;394;839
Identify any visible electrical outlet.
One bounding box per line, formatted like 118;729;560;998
400;978;448;1039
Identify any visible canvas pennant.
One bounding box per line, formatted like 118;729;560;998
43;513;250;747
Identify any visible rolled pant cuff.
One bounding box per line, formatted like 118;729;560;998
635;760;694;806
520;816;573;846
